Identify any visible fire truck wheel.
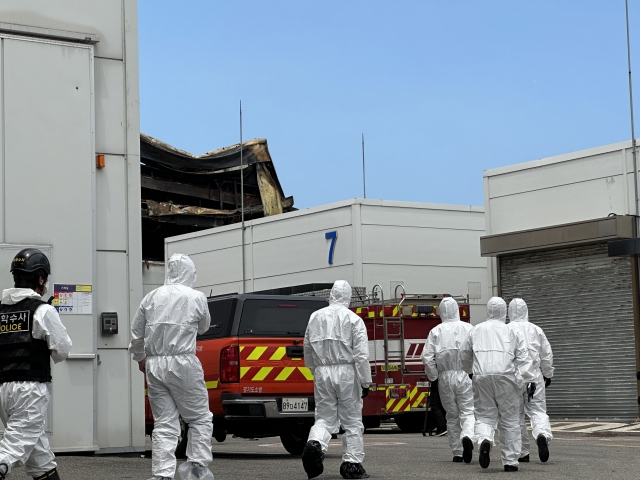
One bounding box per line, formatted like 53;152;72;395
175;418;189;459
363;417;381;430
213;428;227;443
280;429;310;456
394;413;423;433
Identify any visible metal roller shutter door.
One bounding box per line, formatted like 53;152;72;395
500;243;638;421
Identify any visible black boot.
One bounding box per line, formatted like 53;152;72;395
504;465;518;472
302;441;324;479
479;440;491;469
33;468;60;480
537;435;549;463
0;463;6;480
340;462;370;479
462;436;473;464
518;454;530;462
453;456;463;462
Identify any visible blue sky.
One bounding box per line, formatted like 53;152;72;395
139;1;640;209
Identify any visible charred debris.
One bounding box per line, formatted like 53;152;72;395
141;133;295;260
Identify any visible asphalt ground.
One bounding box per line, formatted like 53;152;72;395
7;428;640;479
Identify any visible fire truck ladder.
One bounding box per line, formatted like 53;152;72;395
391;284;407;381
371;284;383;383
371;284;407;384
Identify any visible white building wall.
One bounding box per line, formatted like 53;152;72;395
165;199;488;323
358;202;487;321
0;1;143;452
142;261;165;296
483;140;637;295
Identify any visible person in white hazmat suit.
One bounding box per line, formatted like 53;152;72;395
129;254;214;480
0;249;71;480
507;298;554;464
460;297;537;472
302;281;372;480
422;297;474;464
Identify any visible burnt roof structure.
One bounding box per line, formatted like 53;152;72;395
141;133;294;260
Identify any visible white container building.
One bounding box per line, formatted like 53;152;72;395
162;199;489;323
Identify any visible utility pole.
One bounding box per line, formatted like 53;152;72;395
626;0;638;216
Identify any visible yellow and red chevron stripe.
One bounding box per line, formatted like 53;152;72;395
383;385;430;412
241;345;304;362
240;344;314;382
354;307;368;317
409;386;428;408
384;385;412;413
357;304;446;318
239;365;314;382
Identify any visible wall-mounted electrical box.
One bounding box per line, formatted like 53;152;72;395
101;312;118;335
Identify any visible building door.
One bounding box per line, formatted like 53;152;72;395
500;243;638;421
0;34;96;450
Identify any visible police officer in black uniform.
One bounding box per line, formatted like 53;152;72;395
0;249;71;480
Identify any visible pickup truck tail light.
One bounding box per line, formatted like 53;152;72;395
220;344;239;383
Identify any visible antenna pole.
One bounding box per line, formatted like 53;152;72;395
362;133;366;199
626;0;639;217
240;101;246;293
625;2;640;423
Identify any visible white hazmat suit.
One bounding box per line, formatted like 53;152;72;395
304;281;372;465
507;298;554;459
0;288;71;478
129;254;213;480
460;297;537;468
422;297;474;460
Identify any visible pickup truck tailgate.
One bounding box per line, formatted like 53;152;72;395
239;338;314;395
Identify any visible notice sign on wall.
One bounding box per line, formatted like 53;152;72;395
53;284;93;315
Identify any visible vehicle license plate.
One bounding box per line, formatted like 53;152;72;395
281;398;309;412
416;381;431;388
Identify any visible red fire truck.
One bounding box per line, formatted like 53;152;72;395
354;286;470;432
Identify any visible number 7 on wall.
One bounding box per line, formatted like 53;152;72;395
325;231;338;265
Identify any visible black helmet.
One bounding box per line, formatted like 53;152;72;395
10;248;51;275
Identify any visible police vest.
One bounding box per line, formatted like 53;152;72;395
0;298;51;383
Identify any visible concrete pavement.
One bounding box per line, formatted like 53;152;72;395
375;420;640;435
7;427;640;480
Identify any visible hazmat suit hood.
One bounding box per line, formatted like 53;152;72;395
329;280;352;308
165;253;197;288
508;298;529;323
438;297;460;323
1;288;40;305
486;297;507;323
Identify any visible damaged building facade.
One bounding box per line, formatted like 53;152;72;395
140;134;295;291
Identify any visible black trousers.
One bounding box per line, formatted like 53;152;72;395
427;379;447;432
